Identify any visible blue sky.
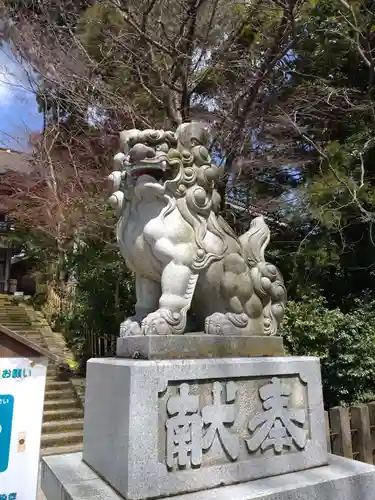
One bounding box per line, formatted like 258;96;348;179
0;42;43;151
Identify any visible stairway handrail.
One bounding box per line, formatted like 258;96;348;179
0;322;62;364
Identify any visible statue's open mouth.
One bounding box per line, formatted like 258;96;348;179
130;158;168;181
131;167;165;180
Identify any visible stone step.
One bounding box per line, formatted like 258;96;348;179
0;320;30;324
0;301;26;314
41;430;83;448
0;307;30;321
14;333;45;340
19;339;47;346
41;442;83;457
46;371;66;379
2;330;44;338
5;327;43;331
0;319;32;324
0;323;33;329
0;309;29;314
43;408;84;422
44;389;75;401
0;321;31;324
20;340;48;348
42;419;84;433
0;317;30;322
0;321;32;325
45;381;72;390
45;377;58;383
9;331;44;336
0;311;30;316
7;338;46;346
16;337;46;344
44;398;78;410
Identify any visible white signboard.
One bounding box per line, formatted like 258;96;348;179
0;357;47;500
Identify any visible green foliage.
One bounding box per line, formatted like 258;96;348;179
56;240;135;368
193;68;221;97
78;2;126;63
282;296;375;408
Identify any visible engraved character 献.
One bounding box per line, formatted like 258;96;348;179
166;383;203;468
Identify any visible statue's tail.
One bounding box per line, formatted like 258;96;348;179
239;216;270;267
239;216;287;336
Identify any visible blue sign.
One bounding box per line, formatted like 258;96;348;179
0;395;14;473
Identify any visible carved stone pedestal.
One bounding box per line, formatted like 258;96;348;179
40;355;375;500
82;356;327;499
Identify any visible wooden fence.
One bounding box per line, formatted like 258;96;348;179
40;284;70;327
325;403;375;464
85;331;118;358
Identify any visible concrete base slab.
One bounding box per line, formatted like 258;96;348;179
116;335;285;359
41;452;375;500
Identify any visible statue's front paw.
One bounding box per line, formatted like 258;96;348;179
141;308;180;335
120;318;142;337
205;312;249;336
205;313;227;335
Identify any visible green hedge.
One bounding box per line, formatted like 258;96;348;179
282;296;375;408
56;241;135;370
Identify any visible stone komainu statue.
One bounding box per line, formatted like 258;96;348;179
107;122;287;337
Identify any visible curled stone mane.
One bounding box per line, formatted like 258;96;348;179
163;143;227;271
